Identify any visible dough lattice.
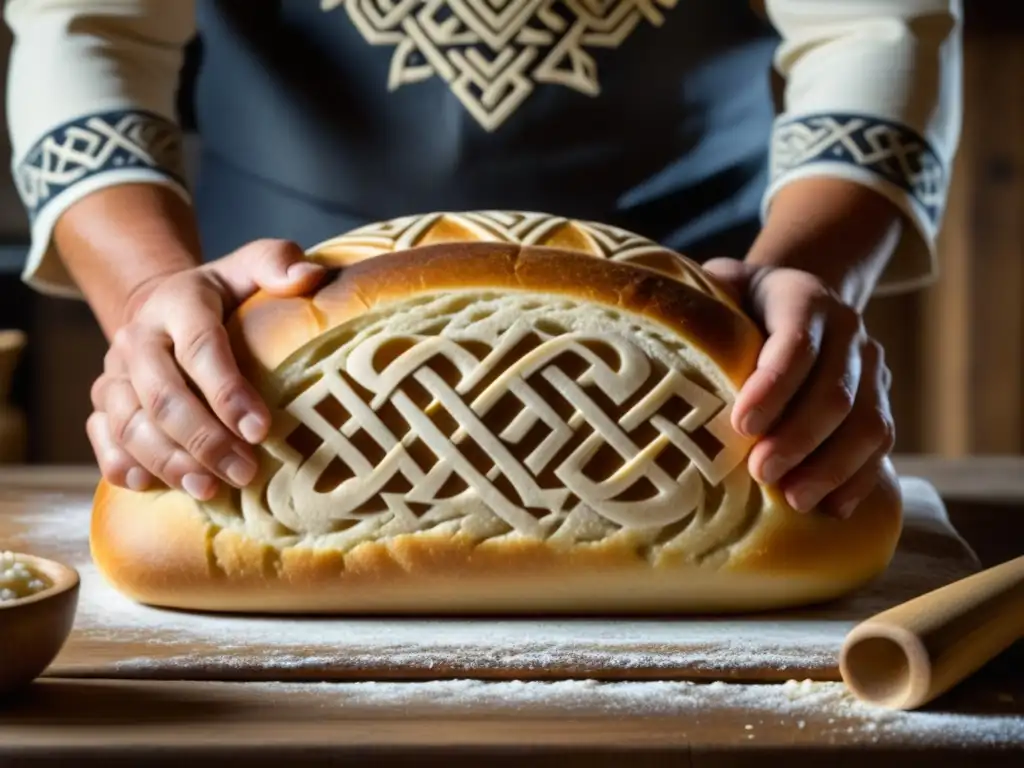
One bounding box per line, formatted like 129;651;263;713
242;293;758;562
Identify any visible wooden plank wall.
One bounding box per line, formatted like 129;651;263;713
865;2;1024;455
8;2;1024;464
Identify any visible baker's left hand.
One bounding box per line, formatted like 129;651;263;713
702;258;895;519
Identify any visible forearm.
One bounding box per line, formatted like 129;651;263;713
762;0;961;297
4;0;197;302
54;184;202;338
746;178;904;310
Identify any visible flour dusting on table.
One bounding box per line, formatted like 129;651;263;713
238;678;1024;747
3;478;982;680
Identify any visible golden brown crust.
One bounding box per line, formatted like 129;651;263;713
91;463;901;614
90;214;903;615
228;243;762;392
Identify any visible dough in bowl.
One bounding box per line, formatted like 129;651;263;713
91;211;902;614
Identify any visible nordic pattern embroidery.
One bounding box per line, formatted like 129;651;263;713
320;0;678;132
771;114;944;226
15;110;184;221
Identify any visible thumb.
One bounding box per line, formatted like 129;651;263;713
207;238;326;303
701;257;752;307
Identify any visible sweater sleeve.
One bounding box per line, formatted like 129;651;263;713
762;0;963;294
4;0;196;298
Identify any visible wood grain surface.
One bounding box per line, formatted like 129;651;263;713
1;676;1022;767
0;462;1022;765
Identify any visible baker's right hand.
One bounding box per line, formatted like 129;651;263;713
86;239;326;500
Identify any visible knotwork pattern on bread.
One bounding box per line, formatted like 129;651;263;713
238;291;759;566
312;210;735;303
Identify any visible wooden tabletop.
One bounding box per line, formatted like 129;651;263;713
1;457;1023;766
2;674;1023;767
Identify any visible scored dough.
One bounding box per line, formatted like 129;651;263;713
90;211;902;614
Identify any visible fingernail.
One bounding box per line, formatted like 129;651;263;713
760;456;790;485
182;473;217;500
238;413;267;444
219;451;257;487
835;498;860;519
287;262;322;281
787;482;832;513
739;408;765;437
126;467;150;492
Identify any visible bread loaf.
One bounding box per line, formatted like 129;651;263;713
91;211;902;614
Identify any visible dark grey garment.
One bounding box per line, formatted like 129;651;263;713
189;0;778;262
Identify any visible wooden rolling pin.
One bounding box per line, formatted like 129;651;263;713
840;554;1024;710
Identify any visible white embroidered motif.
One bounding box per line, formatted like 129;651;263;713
245;293;755;561
320;0;678;131
15;111;182;218
771;115;944;224
313;210;733;300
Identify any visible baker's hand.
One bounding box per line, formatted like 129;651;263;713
87;240;325;500
702;259;895;519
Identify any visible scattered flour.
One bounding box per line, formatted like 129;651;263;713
5;487;1020;748
1;479;986;685
71;559;846;676
222;678;1024;748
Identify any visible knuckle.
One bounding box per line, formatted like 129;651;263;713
102;454;134;486
866;336;885;360
826;382;856;415
788;330;819;366
176;323;223;367
85;411;103;434
880;419;897;452
110;408;143;447
143;380;178;423
90;376;108;407
818;467;848;491
183;425;230;464
111;326;133;351
117;322;148;350
882;363;894;391
870;406;897;450
251;238;301;265
209;380;247;413
147;451;175;482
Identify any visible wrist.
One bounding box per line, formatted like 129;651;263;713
747;177;904;309
118;261;196;329
53;183;203;337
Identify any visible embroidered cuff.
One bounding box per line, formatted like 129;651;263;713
763;113;948;294
14;108;186;222
12;109;189;298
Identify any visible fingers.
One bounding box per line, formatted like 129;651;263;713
166;299;271;445
115;403;219;500
769;339;894;514
118;325;260;487
733;324;823;439
817;452;889;520
700;258;752;306
88;244;302;496
86;412;151;492
747;307;862;487
732;278;833;438
209;238;325;302
97;371;219;499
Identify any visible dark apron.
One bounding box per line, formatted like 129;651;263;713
188;0;778;263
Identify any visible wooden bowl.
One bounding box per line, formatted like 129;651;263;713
0;553;79;698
